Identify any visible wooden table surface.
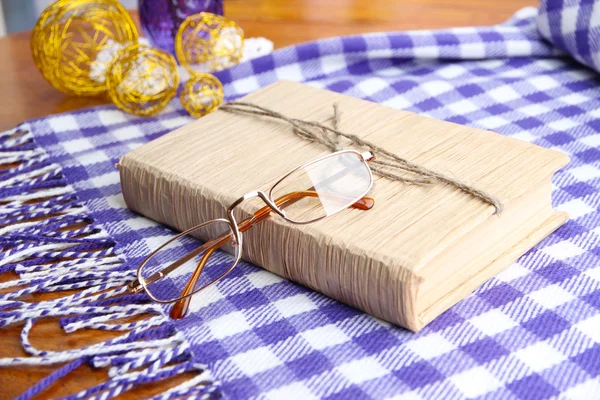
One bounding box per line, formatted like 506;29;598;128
0;0;537;398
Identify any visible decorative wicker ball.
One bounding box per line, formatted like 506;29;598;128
180;74;223;118
31;0;138;97
175;12;244;75
106;44;179;117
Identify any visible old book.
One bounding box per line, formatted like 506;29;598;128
118;81;569;331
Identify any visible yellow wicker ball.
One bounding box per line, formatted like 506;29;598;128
180;74;223;118
31;0;138;97
175;12;244;75
106;44;179;117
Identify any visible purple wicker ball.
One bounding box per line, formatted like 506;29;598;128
139;0;224;55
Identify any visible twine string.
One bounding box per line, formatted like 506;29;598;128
220;101;503;214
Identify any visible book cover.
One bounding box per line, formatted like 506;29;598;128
119;81;569;331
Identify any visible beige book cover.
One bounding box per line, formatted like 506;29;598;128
118;81;569;331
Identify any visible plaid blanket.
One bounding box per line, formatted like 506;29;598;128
8;6;600;399
538;0;600;74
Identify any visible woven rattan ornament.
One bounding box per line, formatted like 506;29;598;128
31;0;138;97
180;73;223;118
175;12;244;75
106;44;179;117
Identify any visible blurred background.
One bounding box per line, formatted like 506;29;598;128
0;0;538;130
0;0;136;35
0;1;540;46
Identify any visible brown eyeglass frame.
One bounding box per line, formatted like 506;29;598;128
128;149;376;319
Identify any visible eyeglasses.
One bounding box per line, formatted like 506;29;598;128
128;149;376;319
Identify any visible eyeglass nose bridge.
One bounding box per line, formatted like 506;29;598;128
226;190;287;244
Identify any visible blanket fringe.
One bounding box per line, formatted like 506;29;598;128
0;128;219;399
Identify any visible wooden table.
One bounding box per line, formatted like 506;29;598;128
0;0;537;398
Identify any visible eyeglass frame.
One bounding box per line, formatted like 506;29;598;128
128;149;376;309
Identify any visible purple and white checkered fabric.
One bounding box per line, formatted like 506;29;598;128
17;7;600;399
537;0;600;73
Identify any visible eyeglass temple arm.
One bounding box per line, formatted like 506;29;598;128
130;190;372;294
169;246;220;319
169;191;374;319
240;190;374;232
